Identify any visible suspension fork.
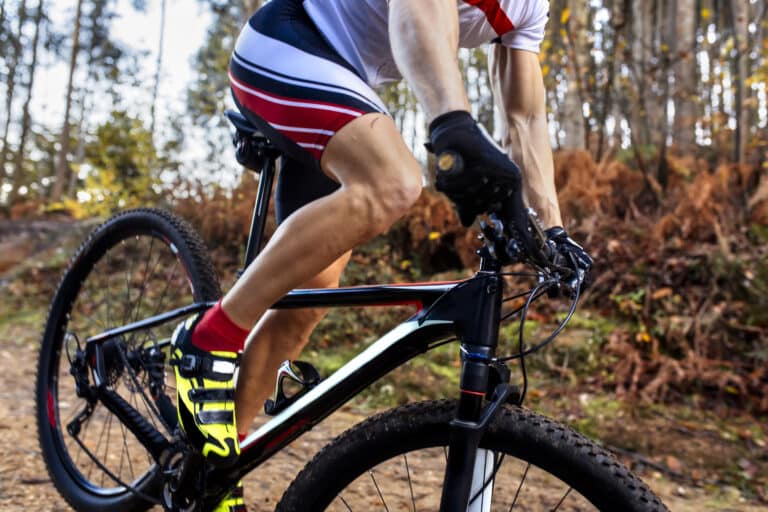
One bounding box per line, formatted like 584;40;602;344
439;263;505;512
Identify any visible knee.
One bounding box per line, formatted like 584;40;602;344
351;165;423;238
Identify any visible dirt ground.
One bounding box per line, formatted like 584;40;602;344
0;219;765;511
0;339;764;512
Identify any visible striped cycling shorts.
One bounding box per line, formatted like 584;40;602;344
229;0;387;223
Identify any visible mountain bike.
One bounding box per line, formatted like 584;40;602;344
35;109;668;511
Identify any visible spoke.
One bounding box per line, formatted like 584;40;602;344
75;286;108;329
104;258;112;329
338;495;352;512
551;487;573;511
369;469;390;512
129;237;157;330
101;411;114;488
152;259;180;317
508;463;530;511
123;239;136;326
118;415;137;482
403;454;416;511
130;389;154;467
74;413;92;467
89;407;110;481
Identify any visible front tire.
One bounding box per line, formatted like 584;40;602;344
35;208;221;511
278;400;668;511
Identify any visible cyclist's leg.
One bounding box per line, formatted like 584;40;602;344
223;113;421;327
235;251;350;434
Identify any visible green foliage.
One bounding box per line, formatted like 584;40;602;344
76;111;160;216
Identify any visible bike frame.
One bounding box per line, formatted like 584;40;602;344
82;138;512;511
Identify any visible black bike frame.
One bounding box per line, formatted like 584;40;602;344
82;140;508;511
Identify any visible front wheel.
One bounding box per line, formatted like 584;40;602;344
278;400;668;511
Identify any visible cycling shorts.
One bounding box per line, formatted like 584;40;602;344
229;0;387;223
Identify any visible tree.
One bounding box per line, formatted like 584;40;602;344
672;0;697;154
9;0;45;204
149;0;167;138
51;0;84;202
80;111;159;215
0;0;28;183
187;1;246;175
561;0;588;149
731;0;750;163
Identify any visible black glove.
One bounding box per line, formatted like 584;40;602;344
545;227;593;295
428;111;521;226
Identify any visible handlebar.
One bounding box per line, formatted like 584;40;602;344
435;150;554;270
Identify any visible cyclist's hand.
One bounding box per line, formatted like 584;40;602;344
545;227;593;296
427;111;521;227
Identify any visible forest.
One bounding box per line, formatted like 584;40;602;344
0;0;766;509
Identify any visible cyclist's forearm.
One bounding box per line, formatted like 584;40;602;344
389;0;470;120
489;45;563;228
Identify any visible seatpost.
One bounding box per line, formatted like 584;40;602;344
242;155;277;270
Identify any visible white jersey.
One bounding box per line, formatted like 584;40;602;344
303;0;550;87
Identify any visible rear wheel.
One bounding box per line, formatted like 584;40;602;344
278;400;668;511
35;208;221;511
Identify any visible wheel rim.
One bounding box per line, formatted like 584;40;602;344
47;231;197;497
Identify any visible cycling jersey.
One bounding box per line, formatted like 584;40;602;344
303;0;550;86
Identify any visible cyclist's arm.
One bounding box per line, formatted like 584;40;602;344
389;0;470;120
489;45;563;228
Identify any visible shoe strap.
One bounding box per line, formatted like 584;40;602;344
188;388;235;403
196;410;234;425
173;352;240;381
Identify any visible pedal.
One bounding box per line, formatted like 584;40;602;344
264;360;321;416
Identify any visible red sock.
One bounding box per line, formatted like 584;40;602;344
191;301;250;353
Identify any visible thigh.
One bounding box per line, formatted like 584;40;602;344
321;113;423;192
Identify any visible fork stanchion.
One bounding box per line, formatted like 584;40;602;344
440;273;504;512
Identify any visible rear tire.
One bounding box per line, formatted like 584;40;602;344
278;400;668;511
35;209;221;511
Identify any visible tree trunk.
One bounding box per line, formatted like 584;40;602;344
562;0;588;149
0;0;28;186
731;0;749;163
51;0;84;202
596;0;625;160
10;0;44;204
672;0;697;153
150;0;167;138
0;0;7;37
628;0;658;149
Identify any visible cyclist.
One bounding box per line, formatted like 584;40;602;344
170;0;593;509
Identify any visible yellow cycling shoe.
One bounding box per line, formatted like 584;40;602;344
171;314;240;468
212;481;246;512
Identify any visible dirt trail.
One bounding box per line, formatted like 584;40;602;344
0;339;763;511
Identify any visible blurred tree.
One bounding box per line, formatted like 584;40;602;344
672;0;697;154
561;0;587;149
80;110;159;215
187;0;246;174
150;0;167;138
731;0;749;163
51;0;84;202
9;0;45;205
0;0;28;182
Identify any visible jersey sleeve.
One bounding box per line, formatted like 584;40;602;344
499;0;549;53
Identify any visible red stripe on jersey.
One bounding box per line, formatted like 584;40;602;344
464;0;515;36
